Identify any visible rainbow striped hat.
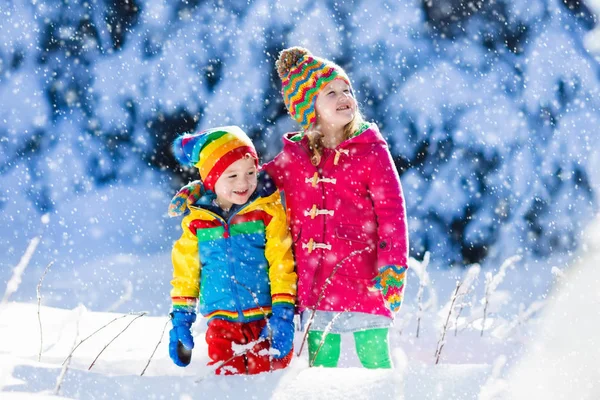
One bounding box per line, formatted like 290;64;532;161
276;47;351;130
172;126;258;191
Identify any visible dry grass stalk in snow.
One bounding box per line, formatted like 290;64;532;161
410;252;432;338
310;300;359;367
1;237;41;305
105;280;133;313
140;316;171;376
454;297;467;337
481;255;521;336
232;278;282;369
37;261;54;362
88;312;147;370
492;301;545;339
233;278;272;341
435;281;461;365
62;311;147;365
54;305;84;395
435;264;480;364
195;338;268;383
298;246;371;356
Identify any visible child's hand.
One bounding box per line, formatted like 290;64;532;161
372;265;407;313
260;305;295;359
169;311;196;367
168;180;204;217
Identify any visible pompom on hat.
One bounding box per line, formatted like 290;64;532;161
276;46;352;130
172;126;258;191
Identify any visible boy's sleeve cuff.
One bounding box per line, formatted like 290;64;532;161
271;293;295;307
171;296;198;314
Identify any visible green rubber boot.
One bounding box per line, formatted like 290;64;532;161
354;328;392;369
308;330;341;367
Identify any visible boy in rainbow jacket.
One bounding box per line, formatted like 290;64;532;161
168;126;297;375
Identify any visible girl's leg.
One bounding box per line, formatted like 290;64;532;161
354;328;392;369
308;330;341;367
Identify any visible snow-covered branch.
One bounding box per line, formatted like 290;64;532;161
435;264;480;364
37;261;54;362
1;237;41;305
481;255;521;336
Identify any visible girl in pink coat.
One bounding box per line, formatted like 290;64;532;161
170;47;408;369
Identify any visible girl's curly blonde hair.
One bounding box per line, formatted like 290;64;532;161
306;110;365;166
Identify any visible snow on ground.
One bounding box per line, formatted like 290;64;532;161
504;214;600;399
0;302;492;399
2;234;593;399
0;180;595;399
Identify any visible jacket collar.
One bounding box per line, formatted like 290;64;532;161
281;123;386;158
189;171;278;219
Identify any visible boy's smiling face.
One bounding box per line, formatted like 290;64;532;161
213;156;258;211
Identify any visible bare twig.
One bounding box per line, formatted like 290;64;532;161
37;261;54;362
106;280;133;313
194;276;285;382
481;255;520;336
453;286;475;337
88;312;147;370
2;237;41;305
297;246;371;356
414;252;431;338
233;278;271;332
492;300;545;339
435;281;461;364
434;265;480;363
140;316;171;376
54;305;83;395
310;301;359;367
454;303;464;337
481;275;491;337
62;311;145;365
232;278;274;370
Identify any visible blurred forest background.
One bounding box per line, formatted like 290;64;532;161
1;0;600;272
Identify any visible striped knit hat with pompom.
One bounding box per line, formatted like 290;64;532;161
172;126;258;191
276;46;352;130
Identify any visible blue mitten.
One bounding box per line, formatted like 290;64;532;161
169;311;196;367
260;305;295;359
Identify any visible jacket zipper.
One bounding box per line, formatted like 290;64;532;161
190;200;265;322
225;203;258;321
189;206;246;321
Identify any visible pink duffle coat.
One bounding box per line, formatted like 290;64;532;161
262;124;408;318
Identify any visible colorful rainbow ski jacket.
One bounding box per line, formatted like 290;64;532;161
170;172;297;323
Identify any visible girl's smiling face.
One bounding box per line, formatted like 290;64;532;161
314;79;356;130
213;156;258;210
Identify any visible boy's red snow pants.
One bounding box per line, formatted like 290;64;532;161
205;318;293;375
